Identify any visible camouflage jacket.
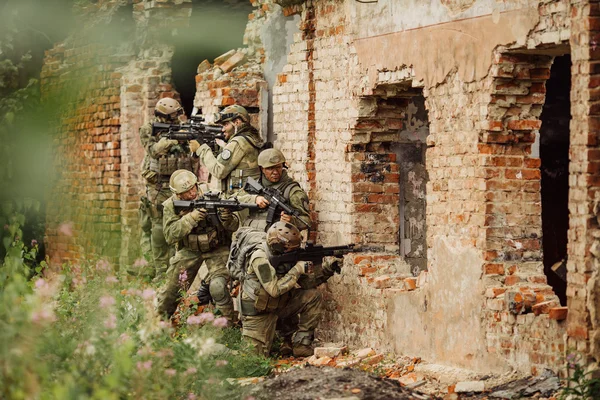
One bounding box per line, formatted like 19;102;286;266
237;170;311;232
196;124;263;195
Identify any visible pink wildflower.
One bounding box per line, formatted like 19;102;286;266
212;317;228;328
31;308;56;324
158;321;171;330
58;222;74;237
136;360;152;371
133;258;148;267
141;288;156;301
184;367;197;376
118;333;130;344
104;314;117;329
31;239;38;246
178;270;188;286
164;368;177;377
35;278;47;289
99;295;116;308
215;360;228;367
188;394;197;400
105;276;118;283
96;259;111;272
186;312;214;325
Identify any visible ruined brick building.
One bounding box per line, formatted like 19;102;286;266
41;0;600;375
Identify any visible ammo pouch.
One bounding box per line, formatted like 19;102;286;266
182;229;219;253
142;169;158;185
158;156;179;176
253;287;290;314
226;167;261;191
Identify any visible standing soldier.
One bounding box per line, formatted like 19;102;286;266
140;97;195;279
189;105;263;197
239;148;311;232
157;169;238;322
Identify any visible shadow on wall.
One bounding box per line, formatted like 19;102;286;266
171;0;254;115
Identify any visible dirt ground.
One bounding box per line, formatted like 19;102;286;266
244;365;437;400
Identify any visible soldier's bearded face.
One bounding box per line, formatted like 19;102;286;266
263;164;283;183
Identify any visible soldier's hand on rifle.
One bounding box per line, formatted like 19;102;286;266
215;138;226;149
190;208;207;223
290;261;309;276
219;207;233;223
189;139;200;153
280;212;292;223
155;137;178;154
323;256;344;276
255;196;270;208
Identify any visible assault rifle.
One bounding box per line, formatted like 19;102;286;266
268;242;360;271
243;177;310;229
173;192;259;228
152;115;224;149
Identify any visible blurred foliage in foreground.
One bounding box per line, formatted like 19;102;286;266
0;216;270;399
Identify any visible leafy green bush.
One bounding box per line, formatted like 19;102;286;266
560;353;600;400
0;218;271;400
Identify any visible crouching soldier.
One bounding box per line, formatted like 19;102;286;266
237;222;323;357
157;169;238;322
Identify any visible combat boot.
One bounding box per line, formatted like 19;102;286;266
292;343;314;357
279;336;293;356
292;331;314;358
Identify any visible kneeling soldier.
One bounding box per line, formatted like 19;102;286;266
239;222;323;357
157;169;238;322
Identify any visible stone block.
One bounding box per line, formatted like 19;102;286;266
214;49;235;65
532;300;560;316
197;59;211;73
314;346;347;358
549;307;568;321
455;381;485;393
355;348;375;360
403;277;417;291
362;354;384;365
220;52;247;73
374;275;391;289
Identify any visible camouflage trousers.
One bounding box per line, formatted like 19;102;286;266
147;185;172;278
156;246;234;322
242;288;322;356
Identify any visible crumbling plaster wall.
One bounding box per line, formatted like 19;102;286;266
267;0;573;373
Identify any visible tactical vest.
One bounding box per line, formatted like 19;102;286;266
179;217;227;253
243;178;302;232
148;152;194;183
222;128;262;194
240;245;292;316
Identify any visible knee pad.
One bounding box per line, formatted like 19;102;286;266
209;277;229;303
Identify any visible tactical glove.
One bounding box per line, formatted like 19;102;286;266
153;137;178;154
290;261;308;276
197;280;212;305
323;256;344;277
189;139;200;153
190;209;207;223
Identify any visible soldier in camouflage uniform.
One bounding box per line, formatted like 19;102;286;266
157;169;238;321
189;105;263;197
140;98;197;278
237;222;340;358
238;148;311;232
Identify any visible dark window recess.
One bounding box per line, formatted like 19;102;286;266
540;54;571;306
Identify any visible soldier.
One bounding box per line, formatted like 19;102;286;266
189;105;263;197
140;97;196;278
236;222;342;357
239;148;311;232
157;169;238;321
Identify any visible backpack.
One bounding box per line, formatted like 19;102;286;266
226;227;266;282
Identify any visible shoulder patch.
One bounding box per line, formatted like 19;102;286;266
221;149;232;160
256;261;273;283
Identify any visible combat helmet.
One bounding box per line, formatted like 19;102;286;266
155;98;184;119
266;221;302;254
258;148;286;169
169;170;198;194
217;105;249;124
